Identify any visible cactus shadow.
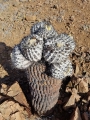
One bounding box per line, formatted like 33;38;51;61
0;42;22;82
0;42;32;110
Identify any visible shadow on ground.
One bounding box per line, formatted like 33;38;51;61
0;42;33;111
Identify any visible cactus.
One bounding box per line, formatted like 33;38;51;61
11;21;75;116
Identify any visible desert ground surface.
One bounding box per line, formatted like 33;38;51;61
0;0;90;120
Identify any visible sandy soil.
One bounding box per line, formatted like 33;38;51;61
0;0;90;120
0;0;90;46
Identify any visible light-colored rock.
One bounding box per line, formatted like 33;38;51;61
70;107;82;120
0;84;7;94
64;88;81;110
7;82;22;96
0;65;8;78
19;0;29;2
15;112;24;120
0;113;4;120
4;108;12;119
0;100;30;120
63;94;76;110
78;78;88;93
25;14;37;21
10;114;16;120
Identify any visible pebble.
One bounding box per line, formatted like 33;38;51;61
19;0;29;2
25;14;37;21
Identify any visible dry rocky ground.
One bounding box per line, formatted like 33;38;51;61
0;0;90;120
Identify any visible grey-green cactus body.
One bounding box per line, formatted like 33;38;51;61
43;33;75;63
26;63;61;115
11;45;32;69
19;34;43;62
11;21;76;116
50;59;74;79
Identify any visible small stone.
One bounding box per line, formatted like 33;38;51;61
66;86;72;93
82;99;88;103
1;84;7;94
19;0;29;2
25;14;36;21
78;78;88;93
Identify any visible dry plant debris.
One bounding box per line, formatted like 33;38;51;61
55;75;90;120
66;77;88;93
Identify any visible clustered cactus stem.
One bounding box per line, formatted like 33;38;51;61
11;20;75;116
